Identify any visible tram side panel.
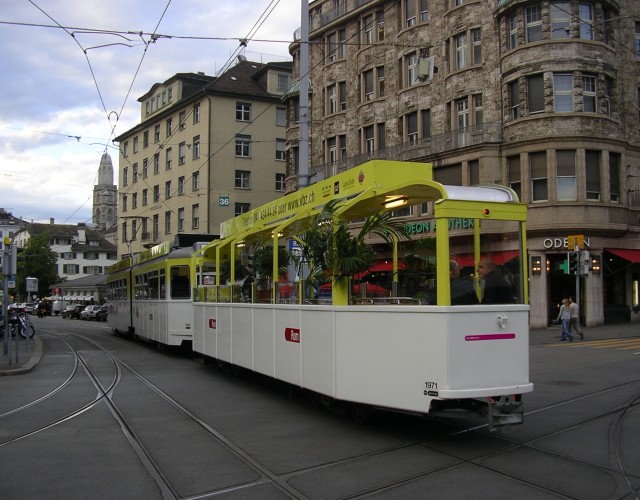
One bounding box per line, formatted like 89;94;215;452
108;300;132;334
333;306;532;412
333;307;449;412
444;306;531;395
193;303;337;397
132;300;194;346
194;304;532;415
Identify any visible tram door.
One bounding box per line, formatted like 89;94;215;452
546;253;584;326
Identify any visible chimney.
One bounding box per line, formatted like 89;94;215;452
50;218;55;225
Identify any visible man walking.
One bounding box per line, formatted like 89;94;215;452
569;297;584;340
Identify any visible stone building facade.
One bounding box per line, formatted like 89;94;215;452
285;0;640;327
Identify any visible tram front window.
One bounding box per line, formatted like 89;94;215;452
448;218;524;305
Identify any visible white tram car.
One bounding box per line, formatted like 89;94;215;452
108;160;533;428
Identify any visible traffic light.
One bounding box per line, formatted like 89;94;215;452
568;252;579;275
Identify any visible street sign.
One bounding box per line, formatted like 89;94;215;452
26;277;38;292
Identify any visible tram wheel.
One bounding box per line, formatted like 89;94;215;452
349;403;373;424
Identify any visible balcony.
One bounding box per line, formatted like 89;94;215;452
310;123;502;180
293;0;377;38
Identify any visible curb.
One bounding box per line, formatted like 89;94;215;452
0;335;43;376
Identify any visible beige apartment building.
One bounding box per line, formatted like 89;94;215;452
114;58;292;258
285;0;640;327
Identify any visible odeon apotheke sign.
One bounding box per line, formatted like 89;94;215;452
403;218;474;234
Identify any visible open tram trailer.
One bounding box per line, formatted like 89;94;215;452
189;160;533;429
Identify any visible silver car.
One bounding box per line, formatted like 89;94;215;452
79;305;101;320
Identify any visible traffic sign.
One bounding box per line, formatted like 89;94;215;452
26;277;38;292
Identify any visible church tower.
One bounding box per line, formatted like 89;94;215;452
92;153;118;230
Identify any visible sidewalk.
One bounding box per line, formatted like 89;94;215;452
0;335;43;376
530;320;639;345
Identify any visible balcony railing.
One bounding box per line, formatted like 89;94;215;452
309;123;502;181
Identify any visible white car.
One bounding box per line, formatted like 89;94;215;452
80;305;101;320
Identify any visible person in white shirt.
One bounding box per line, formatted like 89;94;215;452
569;297;584;340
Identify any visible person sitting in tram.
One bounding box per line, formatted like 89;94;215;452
450;260;479;305
477;258;513;304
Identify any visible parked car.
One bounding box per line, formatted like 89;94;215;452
94;305;108;322
80;305;101;320
20;302;36;314
61;304;85;319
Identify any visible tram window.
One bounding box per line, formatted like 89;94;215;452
476;219;523;304
160;269;166;299
135;275;143;299
171;265;190;299
148;270;159;299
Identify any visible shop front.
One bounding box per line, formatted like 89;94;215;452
528;235;640;328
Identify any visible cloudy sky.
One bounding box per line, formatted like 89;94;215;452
0;0;300;225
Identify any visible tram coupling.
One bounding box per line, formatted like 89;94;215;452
487;395;524;431
430;394;524;431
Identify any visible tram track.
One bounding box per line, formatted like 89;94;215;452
1;326;638;499
0;331;311;499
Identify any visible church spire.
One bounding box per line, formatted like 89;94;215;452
97;153;114;185
93;152;117;230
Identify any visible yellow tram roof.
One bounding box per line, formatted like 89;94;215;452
200;160;524;260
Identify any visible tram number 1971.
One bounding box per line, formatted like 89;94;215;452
424;381;439;397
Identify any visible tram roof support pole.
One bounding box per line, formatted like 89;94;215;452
435;208;451;306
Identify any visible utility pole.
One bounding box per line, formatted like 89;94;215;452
2;237;12;356
298;0;309;187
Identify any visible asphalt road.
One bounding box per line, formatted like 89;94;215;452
0;316;638;499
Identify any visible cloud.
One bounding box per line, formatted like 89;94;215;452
0;0;299;224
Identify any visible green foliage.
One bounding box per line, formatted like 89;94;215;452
293;200;408;279
18;233;59;298
218;258;246;284
249;242;289;282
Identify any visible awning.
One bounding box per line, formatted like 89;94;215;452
606;248;640;263
353;260;407;280
454;250;520;267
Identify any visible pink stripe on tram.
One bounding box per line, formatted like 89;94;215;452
465;333;516;341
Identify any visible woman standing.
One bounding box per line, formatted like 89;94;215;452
556;298;573;342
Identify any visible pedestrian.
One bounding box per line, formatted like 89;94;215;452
556;298;573;342
569;297;584;340
477;257;513;304
450;260;479;305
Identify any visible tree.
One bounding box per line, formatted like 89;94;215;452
249;242;289;283
295;200;407;279
18;233;59;299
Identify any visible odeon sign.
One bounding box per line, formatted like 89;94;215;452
543;237;591;249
